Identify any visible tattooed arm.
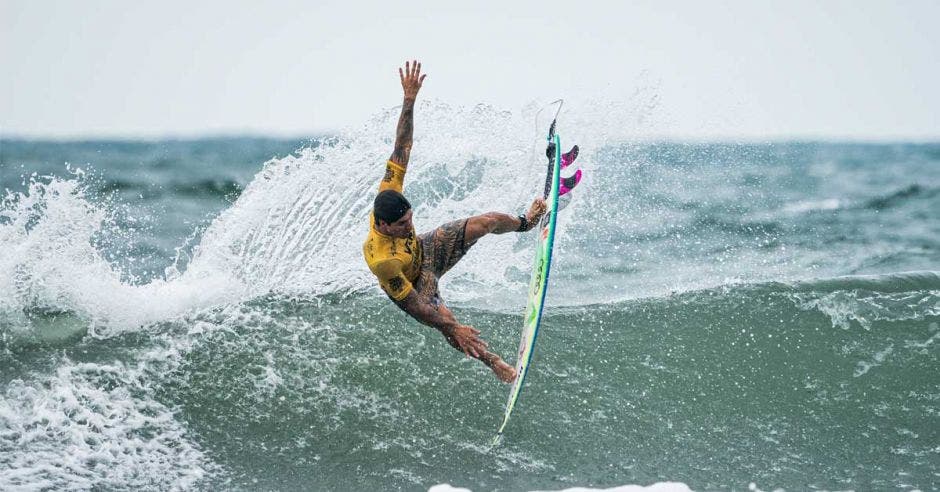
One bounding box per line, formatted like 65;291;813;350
396;290;489;359
389;60;426;167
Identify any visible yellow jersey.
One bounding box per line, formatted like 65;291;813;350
362;160;422;300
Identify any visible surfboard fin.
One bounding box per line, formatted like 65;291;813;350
556;169;582;213
561;145;579;169
559;169;582;197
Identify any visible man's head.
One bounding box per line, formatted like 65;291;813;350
374;190;413;237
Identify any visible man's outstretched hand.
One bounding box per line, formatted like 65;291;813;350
449;324;488;359
518;197;547;232
399;60;426;100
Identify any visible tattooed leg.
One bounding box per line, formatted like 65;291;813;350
464;198;547;245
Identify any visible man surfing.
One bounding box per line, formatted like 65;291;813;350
362;60;546;383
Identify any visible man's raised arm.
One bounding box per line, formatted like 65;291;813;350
389;60;426;167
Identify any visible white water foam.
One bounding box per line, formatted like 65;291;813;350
0;176;244;338
782;198;842;214
789;289;940;330
0;360;215;490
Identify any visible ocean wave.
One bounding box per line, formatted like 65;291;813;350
785;270;940;293
2;269;937;489
430;482;693;492
689;214;782;237
95;178;243;199
4;114;940;489
864;184;939;210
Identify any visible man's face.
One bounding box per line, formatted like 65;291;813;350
379;209;413;238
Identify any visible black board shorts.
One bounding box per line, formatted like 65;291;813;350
395;218;473;304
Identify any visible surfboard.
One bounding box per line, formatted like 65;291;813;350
493;100;581;445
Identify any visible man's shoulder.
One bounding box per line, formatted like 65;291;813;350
363;227;396;258
364;225;391;247
363;228;385;258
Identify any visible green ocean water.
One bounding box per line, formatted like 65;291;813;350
1;104;938;490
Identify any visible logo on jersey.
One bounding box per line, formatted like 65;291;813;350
388;276;404;293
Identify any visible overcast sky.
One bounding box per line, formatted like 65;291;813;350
2;0;938;140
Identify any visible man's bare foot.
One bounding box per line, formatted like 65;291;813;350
523;198;547;231
491;357;517;383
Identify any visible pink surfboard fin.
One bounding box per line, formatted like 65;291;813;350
561;145;579;169
559;169;582;196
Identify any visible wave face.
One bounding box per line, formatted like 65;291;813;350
1;108;939;490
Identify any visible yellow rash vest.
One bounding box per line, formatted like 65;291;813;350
362;160;422;300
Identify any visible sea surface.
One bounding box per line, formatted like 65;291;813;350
1;103;938;491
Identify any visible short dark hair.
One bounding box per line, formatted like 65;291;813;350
373;190;411;224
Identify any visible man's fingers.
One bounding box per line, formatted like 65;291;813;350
455;325;489;359
464;343;479;359
398;60;426;90
460;338;484;359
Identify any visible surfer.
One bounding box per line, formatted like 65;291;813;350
363;60;546;383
